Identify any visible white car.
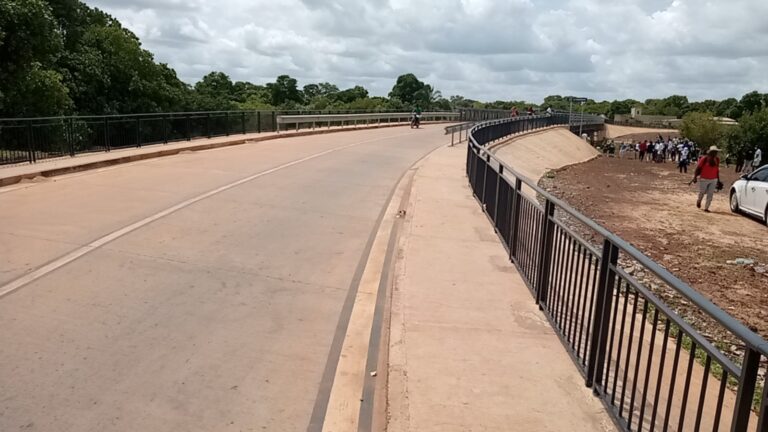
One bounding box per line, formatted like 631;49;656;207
730;165;768;225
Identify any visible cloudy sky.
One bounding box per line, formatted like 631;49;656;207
86;0;768;102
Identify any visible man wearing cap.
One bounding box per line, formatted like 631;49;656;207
691;146;722;212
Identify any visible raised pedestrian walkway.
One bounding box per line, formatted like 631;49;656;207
386;141;615;431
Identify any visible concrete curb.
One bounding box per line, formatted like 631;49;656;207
0;121;454;188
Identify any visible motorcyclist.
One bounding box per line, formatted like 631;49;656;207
411;106;422;128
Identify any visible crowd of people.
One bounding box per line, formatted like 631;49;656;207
610;138;764;213
509;106;553;117
616;136;699;173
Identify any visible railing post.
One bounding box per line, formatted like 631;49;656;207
731;347;761;432
225;112;230;136
104;118;111;151
492;165;503;224
136;118;142;148
480;153;491;204
756;375;768;432
509;178;523;261
272;111;276;131
257;111;262;133
185;114;191;141
26;122;35;163
535;199;556;306
67;118;76;156
206;113;211;138
586;239;619;388
163;115;169;144
241;112;246;134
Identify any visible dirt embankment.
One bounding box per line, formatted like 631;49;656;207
540;156;768;339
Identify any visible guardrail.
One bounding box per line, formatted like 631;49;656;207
0;109;440;166
276;112;458;132
445;122;477;146
465;115;767;432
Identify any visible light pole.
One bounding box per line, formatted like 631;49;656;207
569;97;587;136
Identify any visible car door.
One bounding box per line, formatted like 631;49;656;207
749;167;768;219
743;167;768;215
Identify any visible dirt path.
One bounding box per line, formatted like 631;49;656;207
540;155;768;339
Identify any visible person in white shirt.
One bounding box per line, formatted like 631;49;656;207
667;141;676;161
678;145;690;173
744;147;762;174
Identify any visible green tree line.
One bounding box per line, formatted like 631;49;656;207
0;0;449;117
680;106;768;164
1;0;767;129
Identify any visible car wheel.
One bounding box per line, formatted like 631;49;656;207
765;205;768;227
729;190;740;213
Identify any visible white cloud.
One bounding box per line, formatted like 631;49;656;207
86;0;768;102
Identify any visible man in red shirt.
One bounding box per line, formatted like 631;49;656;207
639;141;648;161
691;146;722;212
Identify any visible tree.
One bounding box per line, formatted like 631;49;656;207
738;108;768;159
0;0;71;116
195;72;234;99
389;73;427;106
738;91;766;116
266;75;303;106
7;63;72;117
317;82;339;96
332;85;369;104
302;84;321;101
715;98;740;118
680;112;723;150
232;81;266;103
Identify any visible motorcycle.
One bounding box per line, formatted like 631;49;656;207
410;113;421;129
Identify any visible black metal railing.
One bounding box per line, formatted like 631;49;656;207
0;109;421;166
465;115;768;432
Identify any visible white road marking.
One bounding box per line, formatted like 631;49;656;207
0;131;413;299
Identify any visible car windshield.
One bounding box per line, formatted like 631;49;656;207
750;168;768;182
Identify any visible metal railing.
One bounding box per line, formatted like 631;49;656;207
445;122;477;146
459;108;512;121
465;115;768;432
276;111;458;132
0;109;438;166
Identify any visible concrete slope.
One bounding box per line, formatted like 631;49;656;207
605;124;679;140
491;126;598;195
0;126;445;432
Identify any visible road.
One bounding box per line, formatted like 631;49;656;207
0;126;445;431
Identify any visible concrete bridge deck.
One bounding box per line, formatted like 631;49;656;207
0;125;613;431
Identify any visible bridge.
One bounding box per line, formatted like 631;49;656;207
0;112;766;432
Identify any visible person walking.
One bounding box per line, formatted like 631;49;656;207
752;147;763;171
735;146;748;173
691;146;722;212
678;144;690;173
639;140;648;161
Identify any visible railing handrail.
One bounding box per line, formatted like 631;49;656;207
0;109;456;123
467;116;768;354
276;112;457;123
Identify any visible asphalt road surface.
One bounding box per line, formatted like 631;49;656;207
0;126;445;431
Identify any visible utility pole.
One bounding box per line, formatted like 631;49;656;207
579;101;585;138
